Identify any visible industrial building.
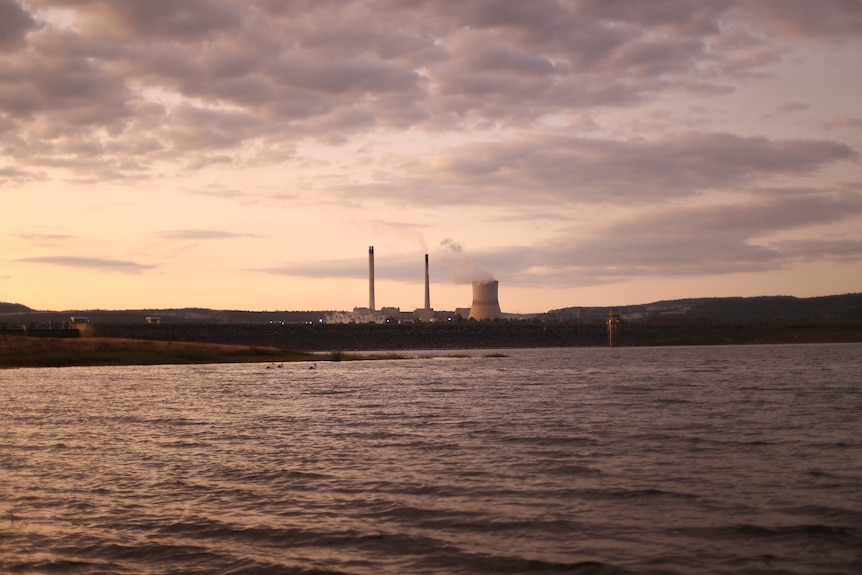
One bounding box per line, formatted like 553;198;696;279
325;246;504;323
467;280;502;320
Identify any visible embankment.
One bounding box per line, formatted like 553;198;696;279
0;336;310;369
94;319;862;350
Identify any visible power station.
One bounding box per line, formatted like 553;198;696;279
326;247;504;323
467;280;502;320
413;253;436;322
368;246;375;312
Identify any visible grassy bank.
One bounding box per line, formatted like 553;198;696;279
0;335;335;369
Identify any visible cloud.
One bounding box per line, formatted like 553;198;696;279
362;220;428;253
56;0;242;41
0;0;38;50
0;165;41;185
16;256;155;273
777;102;810;114
731;0;862;39
490;190;862;286
14;232;73;240
7;0;858;182
12;232;74;247
248;188;862;292
255;243;498;286
772;238;862;263
255;261;363;280
255;253;389;281
3;0;860;310
341;132;857;207
156;229;257;240
825;117;862;130
188;184;256;201
366;189;861;290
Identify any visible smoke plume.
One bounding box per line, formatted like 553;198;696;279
439;238;495;284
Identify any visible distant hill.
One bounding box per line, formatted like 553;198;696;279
0;302;32;314
0;306;333;325
544;293;862;322
2;293;861;325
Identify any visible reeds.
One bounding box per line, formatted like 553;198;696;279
0;335;291;368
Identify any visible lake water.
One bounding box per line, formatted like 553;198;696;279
1;344;861;574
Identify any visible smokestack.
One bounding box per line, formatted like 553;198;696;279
468;280;502;320
368;246;375;312
424;254;431;310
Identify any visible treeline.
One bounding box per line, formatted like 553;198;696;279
0;307;331;325
92;317;862;350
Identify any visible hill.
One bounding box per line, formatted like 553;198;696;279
2;295;860;350
544;293;862;322
0;302;32;314
2;293;861;326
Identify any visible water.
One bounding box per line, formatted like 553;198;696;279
2;344;861;574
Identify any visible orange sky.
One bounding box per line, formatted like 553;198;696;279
2;1;860;313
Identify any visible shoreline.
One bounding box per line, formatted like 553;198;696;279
3;330;861;369
0;335;410;369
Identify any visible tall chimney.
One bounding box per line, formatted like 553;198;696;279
424;253;431;310
468;280;502;320
368;246;375;312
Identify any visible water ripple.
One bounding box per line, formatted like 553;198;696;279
2;344;861;574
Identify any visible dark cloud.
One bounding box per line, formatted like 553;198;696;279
6;0;857;181
497;190;862;285
0;38;130;124
254;189;862;289
0;0;38;50
347;133;857;206
773;238;862;263
2;0;859;310
16;256;155;273
165;104;263;152
0;165;41;184
32;0;242;41
426;190;862;289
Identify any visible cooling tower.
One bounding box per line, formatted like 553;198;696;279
368;246;375;312
468;280;502;320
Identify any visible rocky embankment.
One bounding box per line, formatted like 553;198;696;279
93;319;862;350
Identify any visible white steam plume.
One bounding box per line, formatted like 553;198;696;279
439;238;495;284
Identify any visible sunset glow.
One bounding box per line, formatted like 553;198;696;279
2;1;860;313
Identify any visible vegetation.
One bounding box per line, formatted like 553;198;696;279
0;334;542;369
5;293;860;327
79;318;862;351
0;336;326;369
3;315;861;369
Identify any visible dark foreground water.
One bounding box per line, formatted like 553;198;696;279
1;344;861;574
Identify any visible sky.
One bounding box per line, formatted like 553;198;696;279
2;0;861;314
